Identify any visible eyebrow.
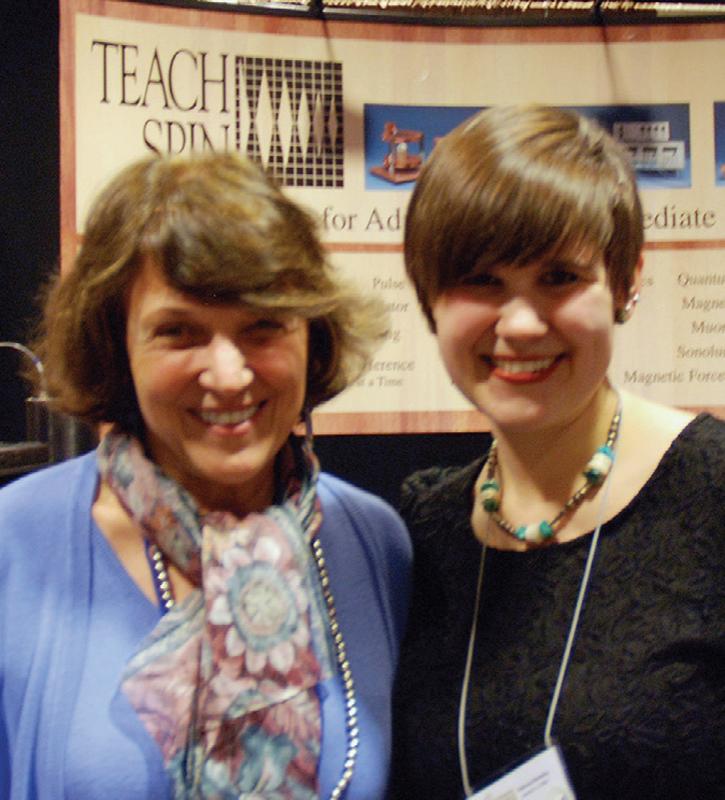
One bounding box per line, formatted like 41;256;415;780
141;304;197;321
539;249;600;269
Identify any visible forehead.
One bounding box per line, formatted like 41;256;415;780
125;257;192;320
125;257;304;335
128;256;175;300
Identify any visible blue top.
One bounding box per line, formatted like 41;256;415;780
0;452;411;799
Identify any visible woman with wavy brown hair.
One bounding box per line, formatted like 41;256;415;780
0;152;411;799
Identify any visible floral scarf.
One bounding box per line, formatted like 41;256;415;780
97;431;334;799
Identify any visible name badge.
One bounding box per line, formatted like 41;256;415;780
470;745;576;800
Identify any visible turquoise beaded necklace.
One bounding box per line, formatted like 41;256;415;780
480;398;622;544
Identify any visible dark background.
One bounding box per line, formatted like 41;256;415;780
1;1;61;443
0;0;488;506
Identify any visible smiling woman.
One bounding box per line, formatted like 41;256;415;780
431;251;617;434
124;258;310;514
0;153;411;800
389;105;724;800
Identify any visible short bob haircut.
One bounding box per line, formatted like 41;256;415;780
405;104;644;329
35;152;387;434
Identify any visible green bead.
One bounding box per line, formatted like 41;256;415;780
539;521;554;539
480;479;501;512
515;526;527;541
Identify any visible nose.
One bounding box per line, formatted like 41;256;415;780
495;296;548;339
199;336;253;393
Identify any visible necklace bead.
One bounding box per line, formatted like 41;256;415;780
312;535;359;800
147;542;175;612
480;479;501;512
584;445;615;483
481;399;622;544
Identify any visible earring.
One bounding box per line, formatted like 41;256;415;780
615;291;640;324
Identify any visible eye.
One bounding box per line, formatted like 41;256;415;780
243;317;287;340
151;320;205;348
540;267;580;287
460;271;503;289
154;322;193;339
252;318;284;330
155;323;185;337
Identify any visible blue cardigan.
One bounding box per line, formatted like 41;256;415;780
0;452;411;799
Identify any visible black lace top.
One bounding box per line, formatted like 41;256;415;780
389;415;725;799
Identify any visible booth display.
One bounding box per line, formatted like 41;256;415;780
60;0;725;432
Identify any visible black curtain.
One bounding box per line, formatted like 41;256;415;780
0;0;60;442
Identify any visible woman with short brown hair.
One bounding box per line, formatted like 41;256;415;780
391;104;724;799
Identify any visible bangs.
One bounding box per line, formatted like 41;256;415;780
139;190;330;313
439;155;615;287
405;105;644;329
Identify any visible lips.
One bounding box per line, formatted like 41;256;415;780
198;405;260;426
486;355;562;383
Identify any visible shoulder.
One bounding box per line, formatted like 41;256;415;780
318;472;411;564
621;392;724;458
0;451;97;506
399;456;487;536
664;413;725;482
0;454;98;652
0;452;98;548
616;394;722;505
620;414;725;626
626;413;725;544
682;411;725;445
661;415;725;516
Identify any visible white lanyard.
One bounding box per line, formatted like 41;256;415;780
458;432;618;797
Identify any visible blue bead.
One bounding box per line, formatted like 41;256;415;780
584;446;614;483
480;480;501;512
539;521;554;539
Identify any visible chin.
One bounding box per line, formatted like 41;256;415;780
200;457;260;484
482;400;556;434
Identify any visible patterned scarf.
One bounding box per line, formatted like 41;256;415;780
97;431;334;799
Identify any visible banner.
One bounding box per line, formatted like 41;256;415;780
60;0;725;432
